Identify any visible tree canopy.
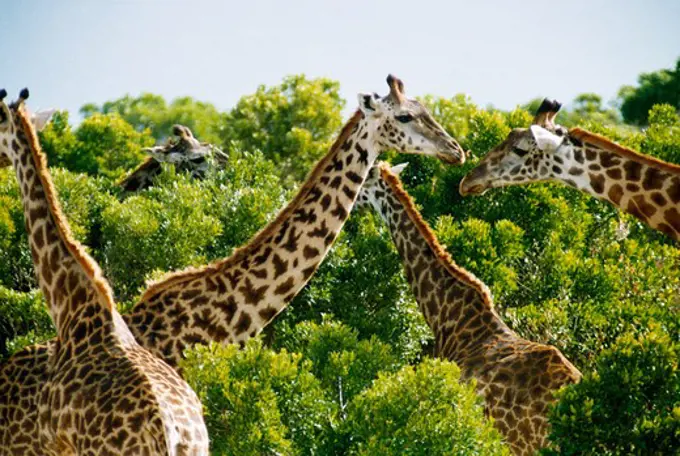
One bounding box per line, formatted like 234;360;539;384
619;57;680;126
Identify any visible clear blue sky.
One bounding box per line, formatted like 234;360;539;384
2;0;678;120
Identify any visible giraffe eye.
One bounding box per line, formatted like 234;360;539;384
512;146;528;157
395;114;414;123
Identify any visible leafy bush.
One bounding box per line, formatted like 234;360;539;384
182;339;335;456
206;145;291;257
345;358;509;456
640;104;680;164
278;317;400;405
41;112;155;178
0;168;114;291
0;287;53;359
435;216;525;299
100;172;222;300
544;330;680;455
220;74;345;181
0;168;35;291
277;212;432;364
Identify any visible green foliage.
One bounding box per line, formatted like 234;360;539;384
41;111;155;178
278;318;400;405
182;339;335;456
640;104;680;164
277;212;432;364
419;94;479;141
100;172;222;300
544;330;680;455
81;93;223;143
435;216;524;299
220;74;345;181
0;287;53;359
466;110;511;158
0;168;34;291
206;145;291;257
345;358;509;456
619;57;680;126
0;168;114;291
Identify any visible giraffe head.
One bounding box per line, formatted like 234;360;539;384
358;75;465;164
143;124;214;164
459;98;568;195
0;88;55;168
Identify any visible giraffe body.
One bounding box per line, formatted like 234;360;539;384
1;77;465;452
460;98;680;241
0;90;208;455
357;163;581;455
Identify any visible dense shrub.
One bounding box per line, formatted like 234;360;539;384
277;318;400;405
544;330;680;455
345;358;509;455
100;172;222;301
41;111;155;178
0;287;53;359
0;168;114;291
277;212;433;364
182;339;335;456
0;168;34;291
205;145;291;257
435;216;525;299
220;74;345;181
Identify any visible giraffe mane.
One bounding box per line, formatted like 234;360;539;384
139;110;365;302
16;106;115;310
117;156;161;186
569;128;680;174
378;162;496;310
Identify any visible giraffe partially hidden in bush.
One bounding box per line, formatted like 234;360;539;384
0;89;209;455
356;162;582;455
1;76;466;452
119;124;228;192
460;98;680;241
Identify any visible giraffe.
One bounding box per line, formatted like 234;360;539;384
355;162;582;455
0;89;209;455
460;98;680;241
119;124;228;192
0;75;465;453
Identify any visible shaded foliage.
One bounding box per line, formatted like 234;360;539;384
544;329;680;455
619;57;680;126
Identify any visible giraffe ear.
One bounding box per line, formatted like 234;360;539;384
530;125;563;152
31;109;57;132
357;93;380;114
391;163;408;176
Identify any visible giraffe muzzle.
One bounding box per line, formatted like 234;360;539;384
437;140;466;165
459;175;487;196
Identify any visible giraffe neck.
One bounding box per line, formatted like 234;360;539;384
11;109;129;345
119;157;163;192
127;111;381;367
371;166;514;367
555;129;680;240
